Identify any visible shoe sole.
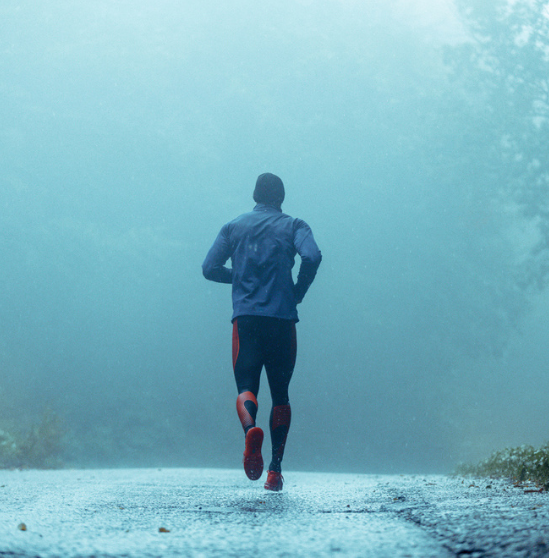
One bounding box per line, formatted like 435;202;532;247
243;427;264;480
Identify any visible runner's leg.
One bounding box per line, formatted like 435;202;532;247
264;319;297;473
233;316;264;433
233;316;266;480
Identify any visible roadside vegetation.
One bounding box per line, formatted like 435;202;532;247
455;443;549;490
0;409;65;469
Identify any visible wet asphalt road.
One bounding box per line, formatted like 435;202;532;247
0;468;547;557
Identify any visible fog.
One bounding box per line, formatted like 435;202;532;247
1;0;548;473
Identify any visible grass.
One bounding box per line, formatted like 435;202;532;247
455;442;549;490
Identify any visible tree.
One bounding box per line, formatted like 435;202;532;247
448;0;549;288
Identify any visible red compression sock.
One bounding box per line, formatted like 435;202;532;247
236;391;258;434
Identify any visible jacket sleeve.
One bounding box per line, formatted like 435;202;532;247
293;219;322;303
202;224;233;284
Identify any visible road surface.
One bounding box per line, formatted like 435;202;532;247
0;468;547;557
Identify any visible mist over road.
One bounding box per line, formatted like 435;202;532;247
4;0;549;476
1;468;547;557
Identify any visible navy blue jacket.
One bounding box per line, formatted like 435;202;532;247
202;203;322;322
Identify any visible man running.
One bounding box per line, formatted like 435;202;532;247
202;173;322;491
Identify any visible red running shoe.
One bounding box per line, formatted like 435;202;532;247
243;427;264;480
264;470;284;492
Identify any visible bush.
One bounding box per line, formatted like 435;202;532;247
0;428;19;468
455;443;549;489
0;409;65;469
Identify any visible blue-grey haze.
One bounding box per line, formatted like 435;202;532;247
1;0;548;472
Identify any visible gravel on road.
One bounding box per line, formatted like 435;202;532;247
0;468;547;557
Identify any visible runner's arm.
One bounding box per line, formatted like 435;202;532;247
293;220;322;303
202;225;233;284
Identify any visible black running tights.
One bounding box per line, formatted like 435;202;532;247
232;315;297;406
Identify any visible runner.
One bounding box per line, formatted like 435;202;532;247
202;173;322;491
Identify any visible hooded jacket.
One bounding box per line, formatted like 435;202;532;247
202;203;322;322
